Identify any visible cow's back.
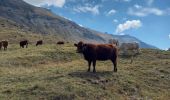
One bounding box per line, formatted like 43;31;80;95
84;44;117;60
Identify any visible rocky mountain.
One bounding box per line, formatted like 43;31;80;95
0;0;157;48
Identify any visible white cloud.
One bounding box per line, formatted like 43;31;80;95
113;19;118;23
146;0;154;6
73;5;101;15
134;4;142;9
63;17;72;21
128;6;165;17
169;34;170;39
23;0;65;8
118;33;125;35
116;20;142;33
107;9;116;16
78;24;83;27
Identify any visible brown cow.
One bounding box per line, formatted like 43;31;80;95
20;40;28;48
0;42;2;50
74;41;118;73
57;41;64;45
36;40;43;46
2;40;8;51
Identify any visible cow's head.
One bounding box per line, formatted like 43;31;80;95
74;41;87;53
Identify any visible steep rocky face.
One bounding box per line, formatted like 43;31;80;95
0;0;106;42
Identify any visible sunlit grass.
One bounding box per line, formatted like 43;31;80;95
0;44;170;100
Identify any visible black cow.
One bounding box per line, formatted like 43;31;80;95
36;40;43;46
1;41;8;51
20;40;28;48
57;41;64;45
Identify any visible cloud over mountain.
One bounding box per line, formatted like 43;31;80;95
23;0;65;7
116;20;142;33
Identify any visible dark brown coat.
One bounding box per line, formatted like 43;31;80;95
0;42;2;50
2;41;8;51
57;41;64;45
36;40;43;46
74;41;118;73
20;40;28;48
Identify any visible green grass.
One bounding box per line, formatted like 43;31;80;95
0;43;170;100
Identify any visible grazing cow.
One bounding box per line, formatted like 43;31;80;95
119;42;139;54
0;42;2;50
108;39;119;46
20;40;28;48
36;40;43;46
2;41;8;51
57;41;64;45
74;41;118;73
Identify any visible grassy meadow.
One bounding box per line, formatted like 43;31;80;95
0;43;170;100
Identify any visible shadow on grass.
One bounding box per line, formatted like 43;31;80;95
68;71;114;80
68;71;118;86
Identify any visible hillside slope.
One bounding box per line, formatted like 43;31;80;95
0;0;105;43
0;44;169;99
0;17;63;44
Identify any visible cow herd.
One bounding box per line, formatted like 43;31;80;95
0;38;141;73
0;40;44;50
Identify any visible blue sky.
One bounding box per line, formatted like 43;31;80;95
24;0;170;49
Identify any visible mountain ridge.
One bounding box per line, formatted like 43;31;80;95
0;0;157;48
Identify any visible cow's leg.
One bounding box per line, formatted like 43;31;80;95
92;60;96;73
26;44;28;48
111;58;117;72
87;60;91;72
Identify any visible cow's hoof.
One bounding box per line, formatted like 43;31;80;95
114;69;117;72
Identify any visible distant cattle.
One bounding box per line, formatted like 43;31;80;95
1;41;8;51
108;39;119;46
36;40;43;46
0;42;2;50
74;41;118;73
57;41;64;45
119;42;139;54
20;40;28;48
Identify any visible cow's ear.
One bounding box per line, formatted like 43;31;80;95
74;43;78;47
